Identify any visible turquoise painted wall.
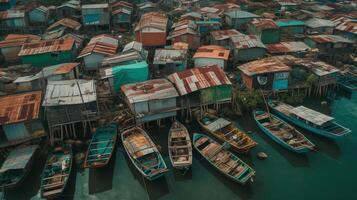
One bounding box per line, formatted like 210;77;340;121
21;50;73;68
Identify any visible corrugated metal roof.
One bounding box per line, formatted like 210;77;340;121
134;12;168;32
153;49;187;64
121;79;178;104
0;10;25;19
102;51;145;66
224;10;259;19
291;106;334;126
266;42;310;54
101;61;148;79
0;34;41;48
193;45;230;60
305;18;334;28
77;34;118;58
332;16;357;34
43;79;97;106
230;34;266;50
111;1;133;15
122;41;143;53
238;58;291;76
210;29;242;41
0;91;42;125
81;3;108;9
172;42;189;50
47;18;81;31
18;38;75;56
251;18;278;29
308;34;354;44
167;66;231;96
167;26;198;39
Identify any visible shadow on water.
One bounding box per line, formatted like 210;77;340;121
173;167;192;181
88;148;116;194
54;157;77;200
193;153;254;200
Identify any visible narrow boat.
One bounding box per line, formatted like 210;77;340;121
0;145;38;190
168;121;192;170
268;100;351;138
84;124;117;168
196;112;257;153
40;144;73;199
337;73;357;92
253;110;315;153
121;127;168;181
193;133;255;185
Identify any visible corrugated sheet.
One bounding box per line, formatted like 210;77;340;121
230;34;266;50
291;106;334;126
251;18;278;29
238;58;291;76
153;49;187;64
193;45;230;60
210;29;242;41
122;41;143;53
172;42;189;50
47;18;81;31
0;34;41;48
43;79;97;106
18;38;75;56
134;12;167;32
102;51;145;66
0;91;42;125
332;16;357;34
266;42;310;54
305;18;334;29
308;34;354;44
224;10;259;19
167;26;198;39
77;34;118;58
121;79;178;103
167;65;232;96
0;145;38;173
0;10;25;19
81;3;108;9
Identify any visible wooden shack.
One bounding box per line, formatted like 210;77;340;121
193;45;230;70
229;34;266;62
248;18;280;44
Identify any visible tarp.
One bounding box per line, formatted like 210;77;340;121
110;61;149;91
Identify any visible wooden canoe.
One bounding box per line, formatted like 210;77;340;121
193;133;255;185
84;124;117;168
196;112;257;153
121;127;168;181
40;144;73;199
168;121;192;170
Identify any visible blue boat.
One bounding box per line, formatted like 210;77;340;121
253;110;315;153
268;100;351;139
121;127;168;181
193;133;255;185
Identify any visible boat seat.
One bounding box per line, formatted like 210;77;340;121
42;188;63;197
43;182;64;190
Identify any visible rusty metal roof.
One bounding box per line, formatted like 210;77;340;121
251;18;278;30
54;62;80;74
172;42;189;50
0;10;25;19
77;34;118;58
167;66;232;96
0;34;41;48
266;42;310;54
0;91;42;125
154;49;187;64
230;34;266;50
47;18;81;31
308;34;354;44
134;12;168;32
18;38;75;56
121;79;178;103
238;58;291;76
333;16;357;34
167;26;198;39
210;29;242;41
193;45;230;61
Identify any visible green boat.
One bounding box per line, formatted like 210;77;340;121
0;145;38;190
193;133;255;185
268;100;351;138
84;124;118;168
40;144;73;199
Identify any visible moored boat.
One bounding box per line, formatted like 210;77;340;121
268;100;351;138
196;112;257;153
40;144;73;199
253;110;315;153
193;133;255;185
0;145;39;190
84;124;117;168
121;127;168;181
168;121;192;170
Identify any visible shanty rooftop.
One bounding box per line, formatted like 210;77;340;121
0;34;41;48
333;17;357;34
193;45;230;60
167;65;232;96
172;42;189;50
276;19;304;27
290;106;334;126
18;38;75;56
307;35;354;44
305;18;335;28
238;58;291;76
134;12;168;32
77;34;118;58
210;29;242;41
0;10;25;19
0;145;38;173
0;91;42;125
251;18;278;29
167;27;198;39
299;61;340;77
230;34;266;50
81;3;108;9
43;79;97;106
266;42;310;54
47;18;81;31
102;51;145;67
153;49;187;64
121;79;178;104
224;10;259;19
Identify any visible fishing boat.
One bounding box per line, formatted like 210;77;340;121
121;127;168;181
253;110;315;153
268;100;351;138
0;145;38;190
84;124;117;168
193;133;255;185
168;121;192;170
196;112;257;154
40;144;73;199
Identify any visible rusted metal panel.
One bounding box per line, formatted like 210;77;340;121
238;58;291;76
18;38;75;56
193;45;230;60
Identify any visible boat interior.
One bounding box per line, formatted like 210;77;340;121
169;128;192;165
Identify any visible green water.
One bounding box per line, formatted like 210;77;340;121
5;92;357;200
